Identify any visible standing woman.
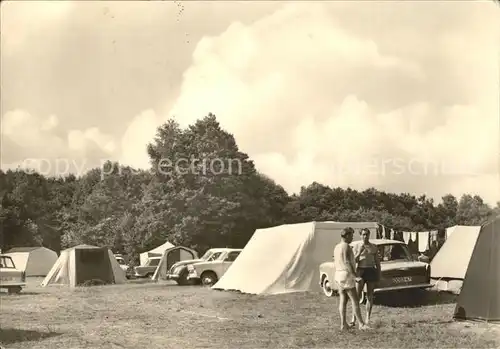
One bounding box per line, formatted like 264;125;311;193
350;228;381;326
333;227;370;331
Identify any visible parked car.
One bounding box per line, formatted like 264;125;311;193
0;254;26;294
186;248;242;286
134;257;161;278
166;248;231;285
114;254;133;279
319;239;432;302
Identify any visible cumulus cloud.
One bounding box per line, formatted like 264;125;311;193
3;1;498;205
122;2;499;204
120;109;160;169
1;110;116;176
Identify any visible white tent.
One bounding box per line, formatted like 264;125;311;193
41;244;126;287
212;221;379;295
430;225;481;293
4;246;58;276
140;241;175;266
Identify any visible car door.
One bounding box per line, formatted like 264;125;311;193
220;251;241;275
0;256;23;286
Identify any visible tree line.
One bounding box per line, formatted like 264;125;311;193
1;114;498;264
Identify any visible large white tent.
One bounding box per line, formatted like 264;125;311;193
212;221;379;295
430;225;481;293
4;246;58;276
41;244;126;287
139;241;175;266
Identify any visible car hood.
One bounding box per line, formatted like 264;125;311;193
192;260;221;267
171;259;204;269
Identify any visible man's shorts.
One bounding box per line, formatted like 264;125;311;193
334;270;356;290
357;267;379;283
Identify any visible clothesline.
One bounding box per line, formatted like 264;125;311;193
376;224;445;255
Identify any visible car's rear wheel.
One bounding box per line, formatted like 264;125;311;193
322;277;334;297
200;271;218;286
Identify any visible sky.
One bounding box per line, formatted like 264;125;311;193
1;1;499;205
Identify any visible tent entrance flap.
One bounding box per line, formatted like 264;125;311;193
166;249;180;270
74;248;114;285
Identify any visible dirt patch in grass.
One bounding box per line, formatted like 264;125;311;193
0;281;498;349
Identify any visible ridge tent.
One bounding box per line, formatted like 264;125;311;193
454;215;499;322
41;244;126;287
430;225;481;294
151;246;199;281
140;241;175;266
4;246;58;276
212;221;379;295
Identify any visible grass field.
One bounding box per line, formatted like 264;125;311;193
1;278;499;349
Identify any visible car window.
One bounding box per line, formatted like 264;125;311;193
149;259;160;266
380;244;411;262
207;252;222;262
224;251;240;262
0;256;15;268
201;250;214;260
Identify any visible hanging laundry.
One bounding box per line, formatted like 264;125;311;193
418;231;430;253
403;231;411;244
430;230;438;242
410;232;417;242
407;233;418;255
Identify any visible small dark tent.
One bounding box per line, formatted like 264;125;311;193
454;215;500;322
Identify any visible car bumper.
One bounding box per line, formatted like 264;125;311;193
134;273;149;278
374;283;433;293
0;282;25;287
165;274;179;280
187;275;200;281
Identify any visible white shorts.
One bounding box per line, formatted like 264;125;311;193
334;270;356;290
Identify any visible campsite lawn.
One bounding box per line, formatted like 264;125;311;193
1;279;499;349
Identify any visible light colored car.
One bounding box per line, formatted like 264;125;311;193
134;257;161;278
166;249;217;285
114;254;133;279
319;239;432;302
0;254;26;294
187;248;242;286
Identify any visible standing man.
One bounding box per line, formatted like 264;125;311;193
333;227;370;331
351;228;381;326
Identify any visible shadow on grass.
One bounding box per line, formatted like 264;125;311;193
0;291;43;296
0;328;62;345
375;289;457;308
